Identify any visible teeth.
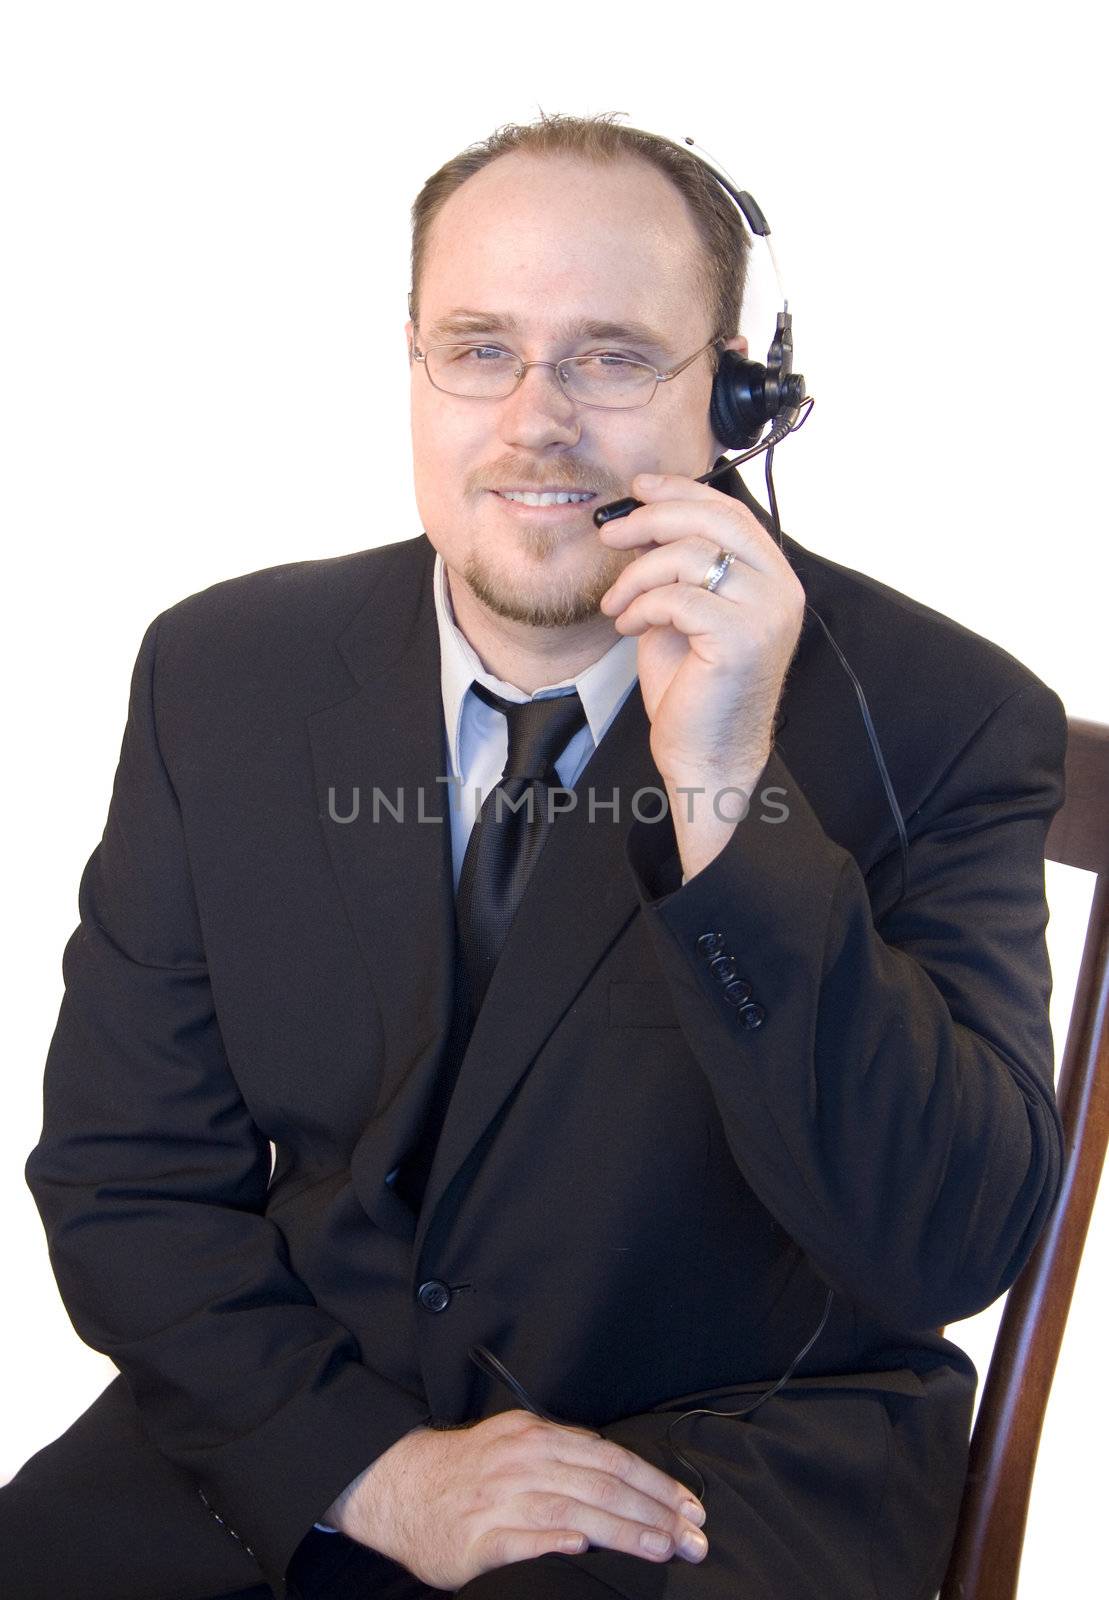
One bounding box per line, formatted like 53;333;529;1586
500;491;594;506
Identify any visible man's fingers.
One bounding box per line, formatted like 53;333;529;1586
507;1486;709;1567
526;1463;708;1553
549;1426;702;1518
470;1524;589;1579
495;1419;709;1566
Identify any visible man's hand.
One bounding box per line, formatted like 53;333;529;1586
598;471;805;792
322;1409;709;1590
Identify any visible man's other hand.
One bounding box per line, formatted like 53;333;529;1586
322;1408;709;1590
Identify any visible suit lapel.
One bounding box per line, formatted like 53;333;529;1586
306;537;459;1239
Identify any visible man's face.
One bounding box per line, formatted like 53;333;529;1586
407;151;746;631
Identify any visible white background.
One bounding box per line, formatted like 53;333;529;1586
2;4;1105;1594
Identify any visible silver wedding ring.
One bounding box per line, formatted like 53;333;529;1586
702;548;736;593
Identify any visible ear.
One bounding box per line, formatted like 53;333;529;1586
405;319;415;362
709;334;751;458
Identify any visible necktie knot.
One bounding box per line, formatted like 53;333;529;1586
469;680;588;786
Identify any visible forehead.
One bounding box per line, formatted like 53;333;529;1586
419;152;708;350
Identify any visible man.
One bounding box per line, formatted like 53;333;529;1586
4;113;1066;1600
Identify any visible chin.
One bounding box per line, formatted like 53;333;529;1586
462;552;612;631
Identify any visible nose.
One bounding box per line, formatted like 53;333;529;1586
496;361;582;451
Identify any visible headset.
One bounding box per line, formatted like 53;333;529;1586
459;127;913;1507
590;139;811;524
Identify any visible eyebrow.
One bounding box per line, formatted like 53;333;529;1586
423;309;677;359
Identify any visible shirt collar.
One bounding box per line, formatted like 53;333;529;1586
432;547;640;777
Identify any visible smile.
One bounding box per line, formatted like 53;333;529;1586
493;490;597;507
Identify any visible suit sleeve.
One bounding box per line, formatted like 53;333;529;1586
25;615;431;1599
623;678;1067;1330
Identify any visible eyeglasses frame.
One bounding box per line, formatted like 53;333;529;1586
410;332;725;410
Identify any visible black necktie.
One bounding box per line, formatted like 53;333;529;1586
391;681;589;1215
456;680;589;1016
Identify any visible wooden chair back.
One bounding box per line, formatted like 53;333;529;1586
940;717;1109;1599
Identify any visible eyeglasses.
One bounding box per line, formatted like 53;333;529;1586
411;334;722;410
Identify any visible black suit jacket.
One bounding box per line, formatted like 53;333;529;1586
26;469;1067;1598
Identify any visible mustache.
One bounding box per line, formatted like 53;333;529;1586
476;464;618;495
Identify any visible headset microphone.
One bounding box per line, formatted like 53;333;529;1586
591;302;810;526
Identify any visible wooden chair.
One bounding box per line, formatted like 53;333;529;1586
940;717;1109;1599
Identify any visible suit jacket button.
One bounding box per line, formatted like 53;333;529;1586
417;1280;452;1313
737;1001;766;1030
696;932;725;958
708;953;738;984
723;978;753;1007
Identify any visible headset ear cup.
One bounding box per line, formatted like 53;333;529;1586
710;351;769;452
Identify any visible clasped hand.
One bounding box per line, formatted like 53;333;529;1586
322;1408;709;1590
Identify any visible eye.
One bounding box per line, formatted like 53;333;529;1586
449;344;512;362
584;351;650;367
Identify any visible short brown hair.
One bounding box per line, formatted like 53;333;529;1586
408;111;750;358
